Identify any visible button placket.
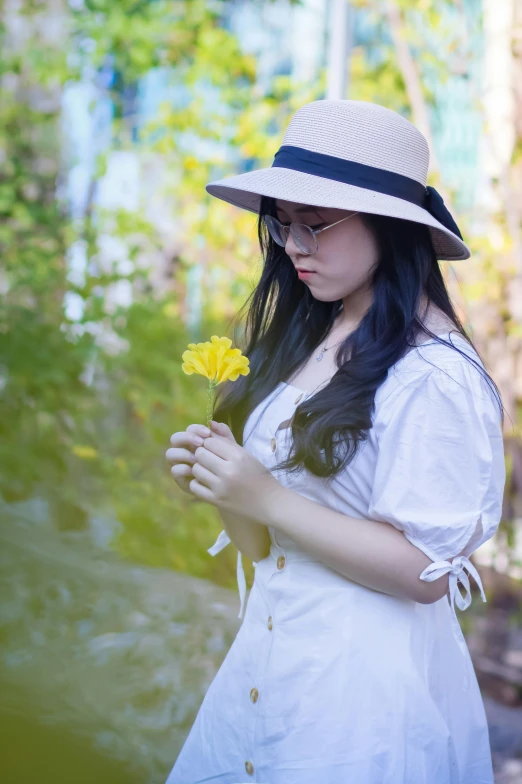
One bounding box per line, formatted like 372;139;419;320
244;384;303;783
269;386;307;457
265;384;297;640
274;384;312;456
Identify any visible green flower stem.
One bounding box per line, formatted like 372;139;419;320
206;380;218;427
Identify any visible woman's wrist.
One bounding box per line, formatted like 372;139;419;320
217;507;271;562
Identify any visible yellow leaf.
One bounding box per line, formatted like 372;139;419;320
72;445;98;460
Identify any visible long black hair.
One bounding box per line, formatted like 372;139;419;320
212;195;504;485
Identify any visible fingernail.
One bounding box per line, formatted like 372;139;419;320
194;437;204;445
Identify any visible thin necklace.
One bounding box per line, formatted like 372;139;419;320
315;335;346;362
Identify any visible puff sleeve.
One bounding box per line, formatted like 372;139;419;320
368;359;505;618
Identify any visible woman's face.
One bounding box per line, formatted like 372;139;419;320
274;199;380;303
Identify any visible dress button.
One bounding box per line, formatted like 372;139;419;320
250;687;259;703
277;555;286;570
270;436;277;452
294;392;304;404
245;760;254;775
267;615;273;630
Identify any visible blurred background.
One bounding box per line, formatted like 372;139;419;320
0;0;521;782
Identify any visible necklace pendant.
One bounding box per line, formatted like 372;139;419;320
316;347;325;362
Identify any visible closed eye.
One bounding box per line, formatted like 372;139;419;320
277;220;325;230
283;222;325;230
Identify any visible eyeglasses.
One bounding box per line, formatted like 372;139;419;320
264;211;359;255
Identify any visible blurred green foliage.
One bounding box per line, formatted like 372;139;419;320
0;0;322;594
1;0;519;593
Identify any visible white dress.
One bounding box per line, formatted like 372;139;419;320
166;332;506;784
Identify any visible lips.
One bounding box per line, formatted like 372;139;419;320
296;268;316;273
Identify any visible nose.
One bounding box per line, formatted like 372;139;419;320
284;228;307;258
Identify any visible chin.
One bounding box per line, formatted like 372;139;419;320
311;292;341;303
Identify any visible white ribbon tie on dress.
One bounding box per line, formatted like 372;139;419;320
207;529;247;620
420;555;486;611
208;535;487;640
419;555;486;658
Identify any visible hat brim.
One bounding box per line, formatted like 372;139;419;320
206;167;471;261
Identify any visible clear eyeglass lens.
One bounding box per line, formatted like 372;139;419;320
264;216;286;247
264;216;317;255
291;224;317;255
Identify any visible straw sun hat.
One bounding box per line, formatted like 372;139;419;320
206;99;470;261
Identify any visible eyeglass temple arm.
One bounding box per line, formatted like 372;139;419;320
315;212;359;235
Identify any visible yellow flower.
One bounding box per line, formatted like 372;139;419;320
182;335;250;384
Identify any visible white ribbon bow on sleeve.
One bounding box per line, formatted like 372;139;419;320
420;555;486;612
420;555;486;660
207;530;247;620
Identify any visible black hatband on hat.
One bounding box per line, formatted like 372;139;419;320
271;145;463;241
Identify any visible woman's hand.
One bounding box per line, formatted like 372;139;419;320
189;420;283;521
166;423;213;495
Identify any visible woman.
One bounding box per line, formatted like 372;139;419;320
165;100;506;784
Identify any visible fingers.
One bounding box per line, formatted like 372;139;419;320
191;460;217;489
193;443;227;474
168;429;208;468
187;423;211;438
170;462;194;495
170;454;217;498
167;424;235;467
167;422;240;504
188;477;214;503
199;434;236;460
171;463;193;481
165;425;210;464
209;420;237;443
169;424;211;450
165;446;195;467
167;424;216;497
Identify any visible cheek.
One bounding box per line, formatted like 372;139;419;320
326;252;375;285
325;233;378;280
